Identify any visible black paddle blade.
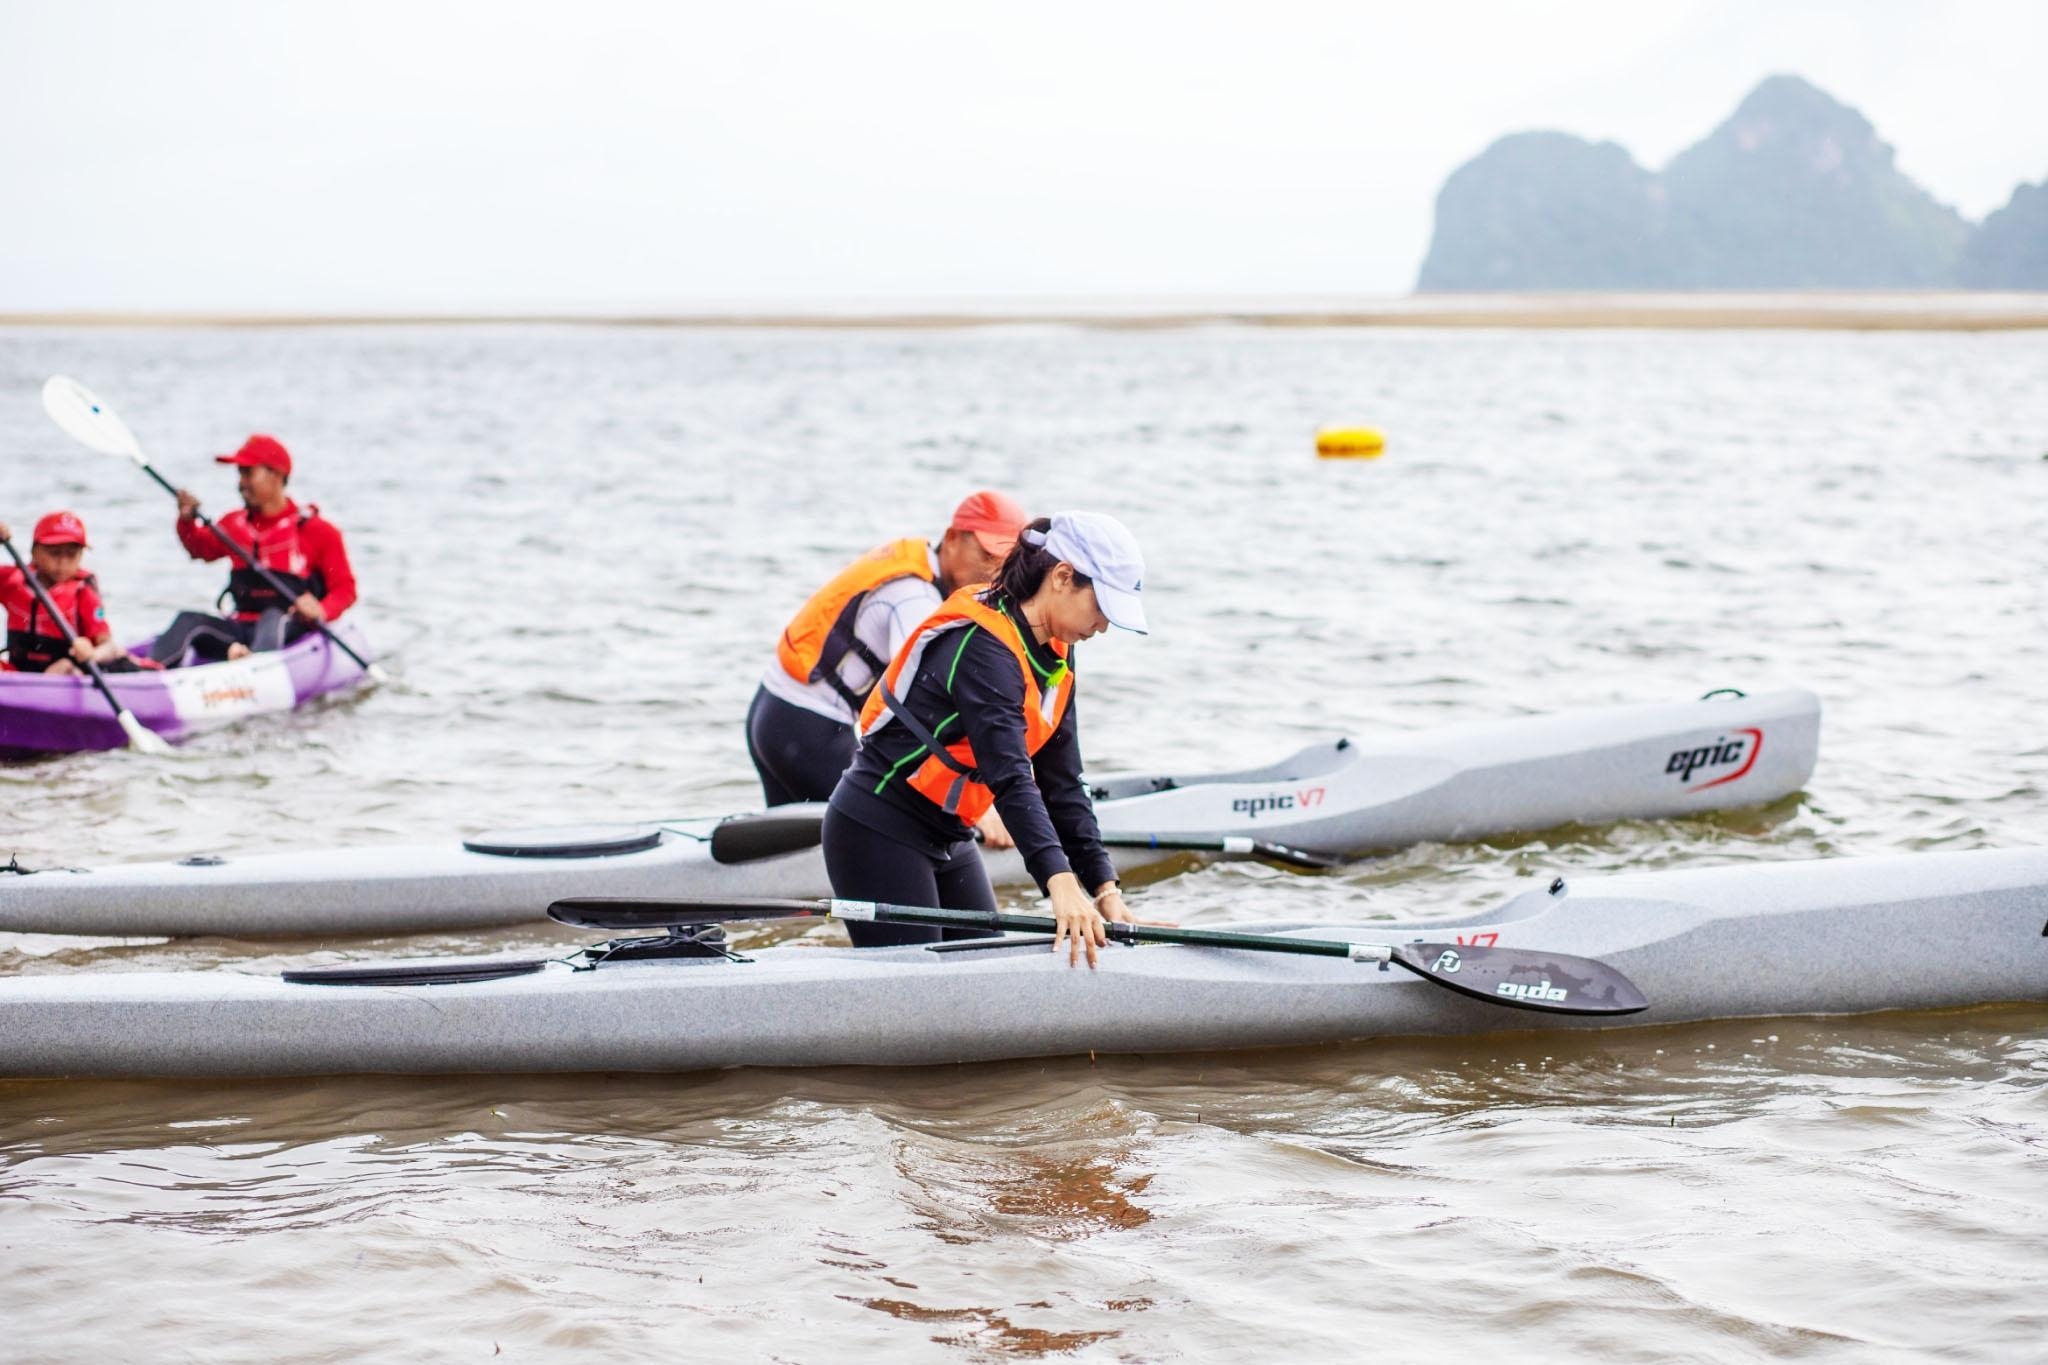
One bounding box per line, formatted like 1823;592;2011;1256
708;807;828;864
548;897;826;931
1251;840;1342;871
1390;942;1649;1016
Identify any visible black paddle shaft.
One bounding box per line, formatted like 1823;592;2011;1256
146;462;379;676
866;901;1369;956
548;896;1356;954
0;535;135;727
862;906;1646;1013
545;896;1650;1017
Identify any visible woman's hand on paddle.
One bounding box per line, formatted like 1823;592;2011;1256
1047;872;1106;969
291;592;326;624
175;489;200;520
0;522;11;543
1095;884;1177;930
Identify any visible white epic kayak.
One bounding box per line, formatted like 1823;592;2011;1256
0;688;1820;939
0;846;2038;1079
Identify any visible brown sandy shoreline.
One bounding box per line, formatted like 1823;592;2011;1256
4;293;2046;332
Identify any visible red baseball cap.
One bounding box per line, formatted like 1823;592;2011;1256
949;490;1027;556
216;434;293;478
32;510;89;548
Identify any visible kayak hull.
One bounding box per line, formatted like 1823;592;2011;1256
0;622;372;754
0;688;1820;937
2;847;2040;1079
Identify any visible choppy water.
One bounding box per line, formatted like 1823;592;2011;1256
1;322;2045;1360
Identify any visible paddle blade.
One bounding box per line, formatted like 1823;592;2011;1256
366;662;392;685
1247;839;1341;871
116;708;173;756
42;376;145;461
1390;942;1648;1016
708;807;827;864
548;897;827;931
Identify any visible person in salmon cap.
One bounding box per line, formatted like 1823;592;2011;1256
0;511;142;674
149;434;358;665
749;491;1029;843
824;511;1156;965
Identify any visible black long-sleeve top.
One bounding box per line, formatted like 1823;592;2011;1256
831;594;1118;895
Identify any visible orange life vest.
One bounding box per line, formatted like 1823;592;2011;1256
857;590;1071;823
775;539;935;710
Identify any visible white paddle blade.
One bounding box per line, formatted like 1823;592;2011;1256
366;662;392;686
42;376;146;461
116;708;173;756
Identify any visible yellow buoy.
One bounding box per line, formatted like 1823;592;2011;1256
1316;427;1385;459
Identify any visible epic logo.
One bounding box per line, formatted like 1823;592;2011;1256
1230;785;1327;820
1496;979;1569;1003
1666;727;1762;791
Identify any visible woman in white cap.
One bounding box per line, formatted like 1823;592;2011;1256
822;511;1151;967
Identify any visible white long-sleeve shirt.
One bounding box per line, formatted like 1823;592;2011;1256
758;545;943;726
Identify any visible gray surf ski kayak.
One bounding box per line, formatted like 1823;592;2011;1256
0;688;1820;938
0;845;2038;1079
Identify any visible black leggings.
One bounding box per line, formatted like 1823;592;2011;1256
820;801;999;947
150;610;298;665
746;684;857;806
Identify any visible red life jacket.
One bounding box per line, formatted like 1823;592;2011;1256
775;539;935;711
4;572;101;674
857;590;1072;823
219;504;327;618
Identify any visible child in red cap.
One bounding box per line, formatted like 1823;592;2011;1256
0;511;140;674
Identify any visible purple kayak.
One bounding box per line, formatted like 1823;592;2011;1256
0;621;373;755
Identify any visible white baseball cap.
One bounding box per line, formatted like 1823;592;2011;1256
1028;511;1148;634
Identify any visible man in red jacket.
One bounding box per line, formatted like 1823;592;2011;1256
149;435;358;664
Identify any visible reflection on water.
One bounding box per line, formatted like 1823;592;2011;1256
4;1005;2045;1358
2;323;2047;1358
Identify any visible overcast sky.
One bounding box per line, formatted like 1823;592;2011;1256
2;0;2043;311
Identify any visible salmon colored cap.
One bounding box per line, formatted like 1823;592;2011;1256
949;490;1027;556
216;434;292;478
33;510;89;547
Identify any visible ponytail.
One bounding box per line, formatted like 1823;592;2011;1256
983;516;1091;605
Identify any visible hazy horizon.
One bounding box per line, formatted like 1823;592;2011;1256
4;0;2044;312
